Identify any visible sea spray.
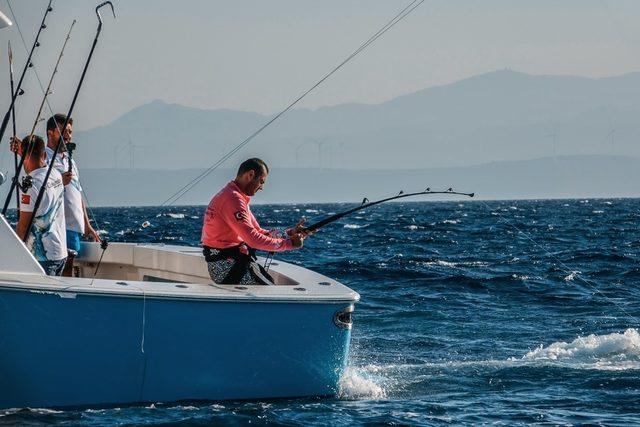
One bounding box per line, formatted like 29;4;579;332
517;329;640;370
338;366;386;400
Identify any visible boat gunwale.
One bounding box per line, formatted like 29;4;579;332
0;280;360;304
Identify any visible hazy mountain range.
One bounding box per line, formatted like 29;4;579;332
73;69;640;171
45;154;637;206
1;69;639;206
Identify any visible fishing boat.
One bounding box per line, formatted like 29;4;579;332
0;215;358;409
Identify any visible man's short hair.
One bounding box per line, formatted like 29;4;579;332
46;114;73;132
21;134;45;160
237;158;269;178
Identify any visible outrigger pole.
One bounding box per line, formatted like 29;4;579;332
23;1;114;242
8;41;19;212
303;188;475;233
1;20;76;217
0;0;53;147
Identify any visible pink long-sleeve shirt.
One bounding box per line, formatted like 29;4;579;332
201;181;293;252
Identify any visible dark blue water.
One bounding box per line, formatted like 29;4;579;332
3;199;640;425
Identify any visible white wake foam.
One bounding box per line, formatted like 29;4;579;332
336;330;640;402
338;366;386;400
518;328;640;370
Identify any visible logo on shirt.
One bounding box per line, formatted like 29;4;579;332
234;210;246;221
21;194;31;204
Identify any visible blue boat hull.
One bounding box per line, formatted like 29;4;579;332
0;288;352;409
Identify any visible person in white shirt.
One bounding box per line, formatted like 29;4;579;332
44;114;100;276
15;135;67;276
10;114;100;276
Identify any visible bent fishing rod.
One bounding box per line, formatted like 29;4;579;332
0;0;53;146
24;1;115;242
262;187;474;272
303;188;475;233
1;20;75;217
8;41;19;212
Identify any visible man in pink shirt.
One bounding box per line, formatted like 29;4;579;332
201;158;306;284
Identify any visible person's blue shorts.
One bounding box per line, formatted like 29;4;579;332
66;230;82;253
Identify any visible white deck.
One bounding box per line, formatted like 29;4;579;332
0;241;359;303
0;215;359;303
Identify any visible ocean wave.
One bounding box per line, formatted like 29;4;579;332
0;407;64;417
344;224;367;229
517;329;640;370
166;213;185;219
422;260;489;268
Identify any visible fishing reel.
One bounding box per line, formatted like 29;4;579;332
66;142;77;155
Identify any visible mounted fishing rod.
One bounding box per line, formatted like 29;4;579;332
0;0;53;146
8;41;19;212
1;20;76;217
303;188;475;233
24;1;115;243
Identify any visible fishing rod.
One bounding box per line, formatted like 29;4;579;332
24;1;115;242
66;1;115;173
0;0;53;146
8;41;20;212
262;187;474;272
1;20;76;217
303;188;475;233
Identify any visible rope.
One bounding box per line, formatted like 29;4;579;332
159;0;425;207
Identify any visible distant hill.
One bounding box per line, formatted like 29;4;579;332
72;70;640;171
3;155;632;207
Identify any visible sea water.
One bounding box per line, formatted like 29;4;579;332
2;199;640;425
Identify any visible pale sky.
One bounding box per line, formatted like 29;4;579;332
0;0;639;132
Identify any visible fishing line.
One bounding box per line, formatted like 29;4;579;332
159;0;426;207
477;199;640;325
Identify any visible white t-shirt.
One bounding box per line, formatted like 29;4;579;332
20;166;67;261
45;146;85;234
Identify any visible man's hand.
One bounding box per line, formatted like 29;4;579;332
62;171;73;186
85;225;101;243
287;217;316;239
9;136;22;156
290;232;304;248
287;217;306;236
